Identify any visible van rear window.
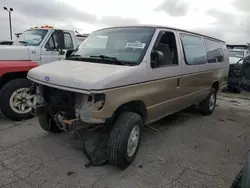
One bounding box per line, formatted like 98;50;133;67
205;39;224;63
180;34;224;65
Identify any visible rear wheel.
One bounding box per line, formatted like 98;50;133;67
200;88;217;115
38;113;62;133
108;112;142;168
0;79;35;121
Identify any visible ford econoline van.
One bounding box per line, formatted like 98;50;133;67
27;25;229;168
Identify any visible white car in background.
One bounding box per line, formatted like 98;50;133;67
228;49;250;65
227;49;250;93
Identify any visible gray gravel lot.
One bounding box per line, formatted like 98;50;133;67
0;95;250;188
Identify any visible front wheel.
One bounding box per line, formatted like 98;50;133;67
200;88;217;115
0;79;36;121
108;112;142;168
38;114;62;133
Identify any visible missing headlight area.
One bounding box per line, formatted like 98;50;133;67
75;93;105;123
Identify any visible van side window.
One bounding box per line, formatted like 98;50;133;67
205;39;224;63
153;31;178;67
64;33;74;49
180;34;207;65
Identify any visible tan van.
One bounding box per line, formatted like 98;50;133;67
27;25;229;168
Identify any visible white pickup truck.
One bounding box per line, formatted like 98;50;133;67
0;26;88;120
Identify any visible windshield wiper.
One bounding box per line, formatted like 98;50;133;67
18;41;28;44
90;55;125;65
68;54;82;58
18;41;28;46
67;54;82;60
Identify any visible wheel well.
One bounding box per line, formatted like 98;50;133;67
212;81;219;93
0;72;28;89
111;101;147;124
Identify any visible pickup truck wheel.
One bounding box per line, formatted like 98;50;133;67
108;112;142;168
200;88;217;115
38;114;62;133
0;79;35;121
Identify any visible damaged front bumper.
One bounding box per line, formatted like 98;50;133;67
30;83;106;126
30;83;109;168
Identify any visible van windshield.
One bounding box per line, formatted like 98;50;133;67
69;27;155;65
14;29;48;46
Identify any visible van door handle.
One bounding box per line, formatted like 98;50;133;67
177;78;180;88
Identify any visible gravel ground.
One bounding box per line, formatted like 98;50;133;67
0;95;250;188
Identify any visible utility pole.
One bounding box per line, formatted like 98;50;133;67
3;7;13;40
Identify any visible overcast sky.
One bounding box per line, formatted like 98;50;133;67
0;0;249;44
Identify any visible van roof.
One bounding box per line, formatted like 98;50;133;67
97;24;225;43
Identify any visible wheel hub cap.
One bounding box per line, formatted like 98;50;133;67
9;88;36;114
127;125;140;157
209;93;215;111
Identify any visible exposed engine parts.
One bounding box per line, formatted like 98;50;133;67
31;84;108;167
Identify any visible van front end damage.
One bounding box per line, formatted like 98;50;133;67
32;84;106;129
30;84;108;167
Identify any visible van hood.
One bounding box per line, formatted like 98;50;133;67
0;46;40;62
27;60;144;91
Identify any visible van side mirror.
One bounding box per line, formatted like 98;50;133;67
55;30;65;53
151;51;164;68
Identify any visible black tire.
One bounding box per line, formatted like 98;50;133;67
228;85;234;92
38;113;62;133
0;78;34;121
200;88;217;116
235;87;241;93
230;169;242;188
108;112;142;168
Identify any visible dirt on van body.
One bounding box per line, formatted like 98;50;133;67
0;92;250;188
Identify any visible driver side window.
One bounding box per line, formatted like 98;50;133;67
152;31;178;67
45;32;58;50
